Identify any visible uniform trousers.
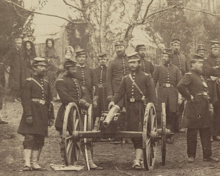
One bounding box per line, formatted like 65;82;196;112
212;101;220;137
23;134;45;150
187;127;212;159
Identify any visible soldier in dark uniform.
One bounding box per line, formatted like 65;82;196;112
135;44;154;75
153;50;182;143
94;52;108;118
55;59;103;170
75;49;98;108
109;52;156;169
106;41;130;106
17;57;54;171
203;41;220;141
177;54;219;163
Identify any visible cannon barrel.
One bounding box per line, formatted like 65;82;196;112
102;105;120;128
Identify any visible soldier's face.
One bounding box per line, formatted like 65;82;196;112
138;48;146;58
192;60;203;72
26;42;31;51
172;43;180;54
15;40;22;49
99;56;108;66
34;65;47;77
129;60;139;71
76;55;86;65
67;66;77;77
115;46;125;56
211;48;219;57
197;50;205;56
162;54;171;64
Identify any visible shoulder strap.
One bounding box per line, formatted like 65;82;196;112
31;78;44;90
128;74;144;97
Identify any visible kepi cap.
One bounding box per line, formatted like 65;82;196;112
127;52;140;62
191;54;204;62
163;48;173;58
210;40;220;49
115;40;127;47
76;49;86;56
32;57;47;66
98;52;107;57
171;38;181;45
63;59;77;68
135;44;146;52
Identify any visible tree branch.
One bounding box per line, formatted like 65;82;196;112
63;0;85;12
141;0;154;23
3;0;86;24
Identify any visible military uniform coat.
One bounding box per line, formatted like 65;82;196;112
106;55;130;106
172;53;190;75
203;54;220;104
75;65;98;103
55;74;85;130
140;58;154;75
153;64;182;113
177;70;211;128
94;65;107;114
17;75;54;136
112;69;156;131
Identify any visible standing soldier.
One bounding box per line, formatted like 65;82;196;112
75;49;98;109
108;52;156;169
94;52;108;118
106;41;130;105
203;41;220;141
153;50;182;143
135;44;154;75
177;54;219;163
55;59;103;170
17;57;54;171
171;38;189;132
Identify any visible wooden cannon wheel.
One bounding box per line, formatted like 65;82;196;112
61;102;81;166
161;103;166;166
143;103;157;170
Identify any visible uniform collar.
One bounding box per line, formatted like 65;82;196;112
77;64;85;68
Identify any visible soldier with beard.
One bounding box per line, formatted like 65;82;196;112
108;52;156;169
203;41;220;141
55;59;103;170
135;44;154;75
106;41;130;106
178;54;219;163
18;57;54;171
153;50;182;143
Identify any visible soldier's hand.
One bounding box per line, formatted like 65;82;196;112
48;119;54;127
79;99;90;108
190;95;194;102
26;116;33;125
93;101;98;108
178;98;183;105
107;95;113;101
108;101;115;110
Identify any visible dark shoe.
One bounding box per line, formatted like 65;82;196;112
213;136;220;141
203;156;219;162
188;157;195;163
23;165;32;171
90;166;103;170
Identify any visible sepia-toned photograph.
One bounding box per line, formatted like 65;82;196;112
1;0;220;175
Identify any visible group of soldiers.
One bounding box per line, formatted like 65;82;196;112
16;38;220;171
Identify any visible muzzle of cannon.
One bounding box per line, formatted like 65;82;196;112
102;105;120;128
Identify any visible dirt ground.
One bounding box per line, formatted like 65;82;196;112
1;101;220;176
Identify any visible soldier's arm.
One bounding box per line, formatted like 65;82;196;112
112;77;126;105
146;76;156;105
55;79;78;104
91;69;98;96
106;60;114;96
152;66;159;86
177;74;192;100
203;59;220;77
176;68;182;85
47;83;55;119
21;80;32;117
150;62;155;75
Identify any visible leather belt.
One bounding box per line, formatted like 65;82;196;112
31;98;46;105
159;83;174;88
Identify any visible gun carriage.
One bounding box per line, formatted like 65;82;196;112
61;102;171;170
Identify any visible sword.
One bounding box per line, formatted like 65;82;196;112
84;112;90;170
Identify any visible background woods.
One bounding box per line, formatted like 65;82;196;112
2;0;220;66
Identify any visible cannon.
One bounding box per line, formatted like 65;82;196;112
61;102;172;170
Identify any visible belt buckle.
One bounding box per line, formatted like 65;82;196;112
39;100;45;105
98;84;103;88
130;97;135;102
165;83;170;87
